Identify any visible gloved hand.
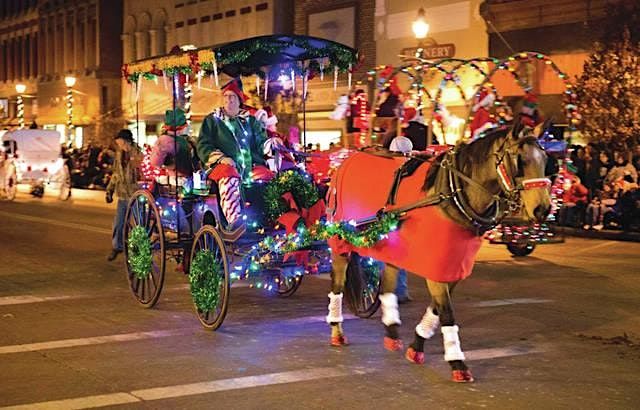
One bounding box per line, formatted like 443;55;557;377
105;191;113;204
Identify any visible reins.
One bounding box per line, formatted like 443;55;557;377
356;132;550;235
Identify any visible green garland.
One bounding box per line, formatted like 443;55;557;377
264;170;319;222
189;250;223;312
127;226;153;279
257;211;401;255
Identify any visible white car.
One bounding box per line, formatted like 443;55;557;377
1;130;71;200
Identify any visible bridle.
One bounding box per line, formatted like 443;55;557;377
351;132;551;235
442;133;551;234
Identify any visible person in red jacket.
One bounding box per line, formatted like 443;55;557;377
559;175;589;227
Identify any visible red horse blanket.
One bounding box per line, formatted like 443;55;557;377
327;152;482;282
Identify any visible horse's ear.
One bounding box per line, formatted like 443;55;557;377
510;116;525;140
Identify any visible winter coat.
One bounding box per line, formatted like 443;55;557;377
106;147;142;200
197;108;266;180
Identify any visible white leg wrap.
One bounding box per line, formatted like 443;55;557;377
442;325;466;361
326;292;344;323
416;306;440;339
379;292;401;326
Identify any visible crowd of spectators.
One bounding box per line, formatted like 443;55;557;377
62;144;115;190
558;143;640;232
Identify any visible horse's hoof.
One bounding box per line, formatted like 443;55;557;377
383;336;403;351
330;335;349;346
405;347;424;364
452;369;474;383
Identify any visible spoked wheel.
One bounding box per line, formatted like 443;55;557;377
58;165;71;201
276;272;303;297
124;190;166;308
507;242;536;257
344;253;382;318
189;225;230;330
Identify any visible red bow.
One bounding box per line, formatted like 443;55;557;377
276;192;326;234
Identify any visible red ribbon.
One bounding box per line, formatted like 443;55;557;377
276;192;326;234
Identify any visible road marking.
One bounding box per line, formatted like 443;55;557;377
0;366;372;410
0;295;85;306
0;329;185;355
466;345;545;361
471;298;552;307
0;210;110;235
571;240;615;255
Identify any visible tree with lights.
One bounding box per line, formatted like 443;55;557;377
576;8;640;150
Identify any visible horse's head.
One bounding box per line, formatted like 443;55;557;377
503;119;552;223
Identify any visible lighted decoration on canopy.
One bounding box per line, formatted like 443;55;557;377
121;35;360;90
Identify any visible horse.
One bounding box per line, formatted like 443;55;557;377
324;119;552;383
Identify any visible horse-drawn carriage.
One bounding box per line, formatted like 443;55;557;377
121;35;381;330
0;129;71;200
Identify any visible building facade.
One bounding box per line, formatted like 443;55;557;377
479;0;636;121
1;0;124;147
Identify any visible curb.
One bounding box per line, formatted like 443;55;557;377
557;226;640;243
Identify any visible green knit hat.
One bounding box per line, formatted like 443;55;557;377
164;108;187;129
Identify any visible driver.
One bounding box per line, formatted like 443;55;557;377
197;78;274;231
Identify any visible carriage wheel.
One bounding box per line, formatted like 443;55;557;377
124;190;166;308
276;272;303;297
507;242;536;257
189;225;230;330
58;165;71;201
5;167;17;201
345;253;382;318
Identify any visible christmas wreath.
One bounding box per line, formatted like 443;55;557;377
189;250;224;312
127;226;153;279
264;170;319;222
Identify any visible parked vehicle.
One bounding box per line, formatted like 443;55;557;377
1;129;71;200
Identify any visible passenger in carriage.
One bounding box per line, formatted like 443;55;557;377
196;78;275;231
150;108;197;177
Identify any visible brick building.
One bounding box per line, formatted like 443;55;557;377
1;0;124;147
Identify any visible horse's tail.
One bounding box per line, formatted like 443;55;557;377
344;253;365;314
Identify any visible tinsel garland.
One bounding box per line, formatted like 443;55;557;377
264;170;319;222
257;211;401;255
127;226;153;279
189;250;223;312
123;37;357;83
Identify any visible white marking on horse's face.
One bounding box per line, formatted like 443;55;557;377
519;143;551;222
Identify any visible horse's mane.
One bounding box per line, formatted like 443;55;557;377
423;127;511;191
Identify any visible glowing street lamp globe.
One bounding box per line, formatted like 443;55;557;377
64;76;76;88
412;7;430;39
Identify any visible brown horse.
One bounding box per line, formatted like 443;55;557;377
325;120;551;383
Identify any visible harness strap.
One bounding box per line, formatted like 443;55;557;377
386;158;428;205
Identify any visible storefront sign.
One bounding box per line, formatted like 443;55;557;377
401;43;456;59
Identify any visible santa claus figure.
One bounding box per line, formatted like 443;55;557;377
469;86;497;138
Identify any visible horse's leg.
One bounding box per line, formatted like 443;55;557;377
424;279;474;382
380;264;403;351
405;282;440;364
327;253;349;346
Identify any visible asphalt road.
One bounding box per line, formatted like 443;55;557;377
1;192;639;409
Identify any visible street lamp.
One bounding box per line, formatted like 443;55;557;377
15;84;26;130
412;8;434;146
64;76;76;145
412;7;430;42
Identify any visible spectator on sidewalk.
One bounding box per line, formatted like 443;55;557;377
558;176;588;227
